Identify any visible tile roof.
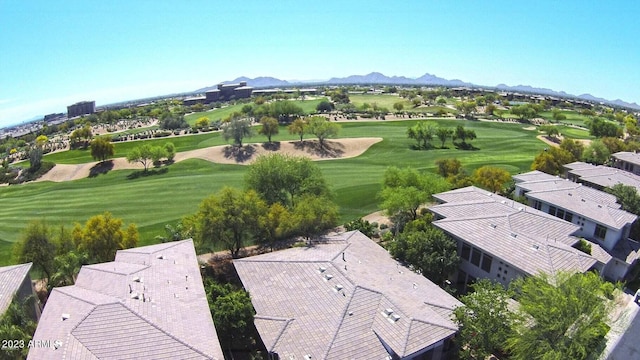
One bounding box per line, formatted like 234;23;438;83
430;187;601;276
234;231;461;360
0;263;32;315
564;161;600;171
512;170;560;183
28;240;223;360
524;185;637;229
613;151;640;166
564;162;640;190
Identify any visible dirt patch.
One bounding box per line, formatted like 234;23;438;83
34;137;382;183
523;126;536;131
536;135;591;148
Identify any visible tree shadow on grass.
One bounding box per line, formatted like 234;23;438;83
454;142;480;151
126;167;168;180
262;142;281;151
293;140;345;158
223;145;256;163
88;160;114;178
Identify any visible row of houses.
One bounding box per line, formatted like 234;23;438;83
183;82;319;106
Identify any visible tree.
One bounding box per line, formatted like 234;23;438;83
539;125;560;139
288;118;307;142
582;140;610;165
50;251;88;287
194;187;266;257
28;146;43;172
150;145;167;166
316;100;333;113
435;158;462;178
388;227;459;285
222;117;253;147
552;108;567;121
407;121;437;149
587;117;622;138
453;125;477;145
260;202;292;250
164;142;176;162
0;294;38;359
290;194;339;240
379;167;450;223
90;135;114;162
307;116;340;148
473;166;511;193
456;101;477;118
327;88;350;104
126;143;154;172
607;183;640;214
393;102;404;112
453;279;517;360
13;220;55;280
205;280;255;349
600;136;627;154
560;138;585;161
435;127;453;148
267;101;304;123
506;271;616;360
73;212;138;263
158;112;188;130
194;116;210;129
258;116;279;143
485;103;497;116
245;153;330;207
70;126;92;149
344;218;377;238
531;147;574;175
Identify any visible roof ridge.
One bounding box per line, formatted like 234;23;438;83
270;318;294;353
82;263;149;276
323;285;360;359
54;287;118;306
408;317;458;332
72;302;213;358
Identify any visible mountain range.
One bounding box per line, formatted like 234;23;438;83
195;72;640;110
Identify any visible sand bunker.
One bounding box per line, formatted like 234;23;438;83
35;137;382;183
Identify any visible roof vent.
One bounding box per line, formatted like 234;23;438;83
490;223;497;228
510;232;518;238
581;199;586;202
130;292;140;299
518;207;524;211
382;308;394;317
156;254;165;260
318;266;326;273
304;355;312;360
324;274;333;281
132;276;141;283
568;192;572;196
597;204;602;208
532;244;540;250
501;200;506;204
334;284;343;292
390;314;401;322
61;313;70;321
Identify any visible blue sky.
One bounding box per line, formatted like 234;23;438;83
1;1;638;128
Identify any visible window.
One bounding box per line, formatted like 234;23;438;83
594;224;607;239
471;248;481;266
481;254;493;273
461;243;471;261
548;206;573;222
533;200;542;210
548;206;557;216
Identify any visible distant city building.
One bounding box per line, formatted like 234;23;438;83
43;113;65;123
67;101;95;118
204;81;254;104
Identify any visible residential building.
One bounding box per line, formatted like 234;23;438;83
28;240;224;360
234;231;462;360
0;263;40;320
563;161;640;192
430;186;605;291
612;151;640;175
514;172;639;281
67;101;96;118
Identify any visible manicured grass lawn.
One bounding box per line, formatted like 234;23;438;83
0;119;546;266
555;125;594;140
349;94;410;110
538;110;592;127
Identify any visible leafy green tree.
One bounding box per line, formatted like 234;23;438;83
13;220;56;280
582;139;610;165
587;117;623;138
158;112;188;130
70;126;92;149
290;194;339;240
267;101;304;123
485;103;497;116
393;102;404;112
600;136;627;154
194;117;210;129
435;127;453;148
316;100;333;112
453;125;477;145
222;117;254;147
72;212;138;263
388;227;459;285
258;116;279;143
260;202;292;250
0;295;38;359
435;158;462;178
539;125;560;139
407;121;437;149
379;167;450;223
344;218;377;238
473;166;511;193
327;88;350;104
560;138;585;161
453;279;517;360
194;187;267;257
456;101;477;118
150;145;167;166
506;272;616;360
50;251;88;287
510;104;538;121
288;118;307;142
126;143;154;172
28;146;42;172
164;142;176;162
245;153;330;207
552;108;567;121
205;280;256;349
607;183;640;214
307;116;340;149
90;135;114;162
531;147;574;175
